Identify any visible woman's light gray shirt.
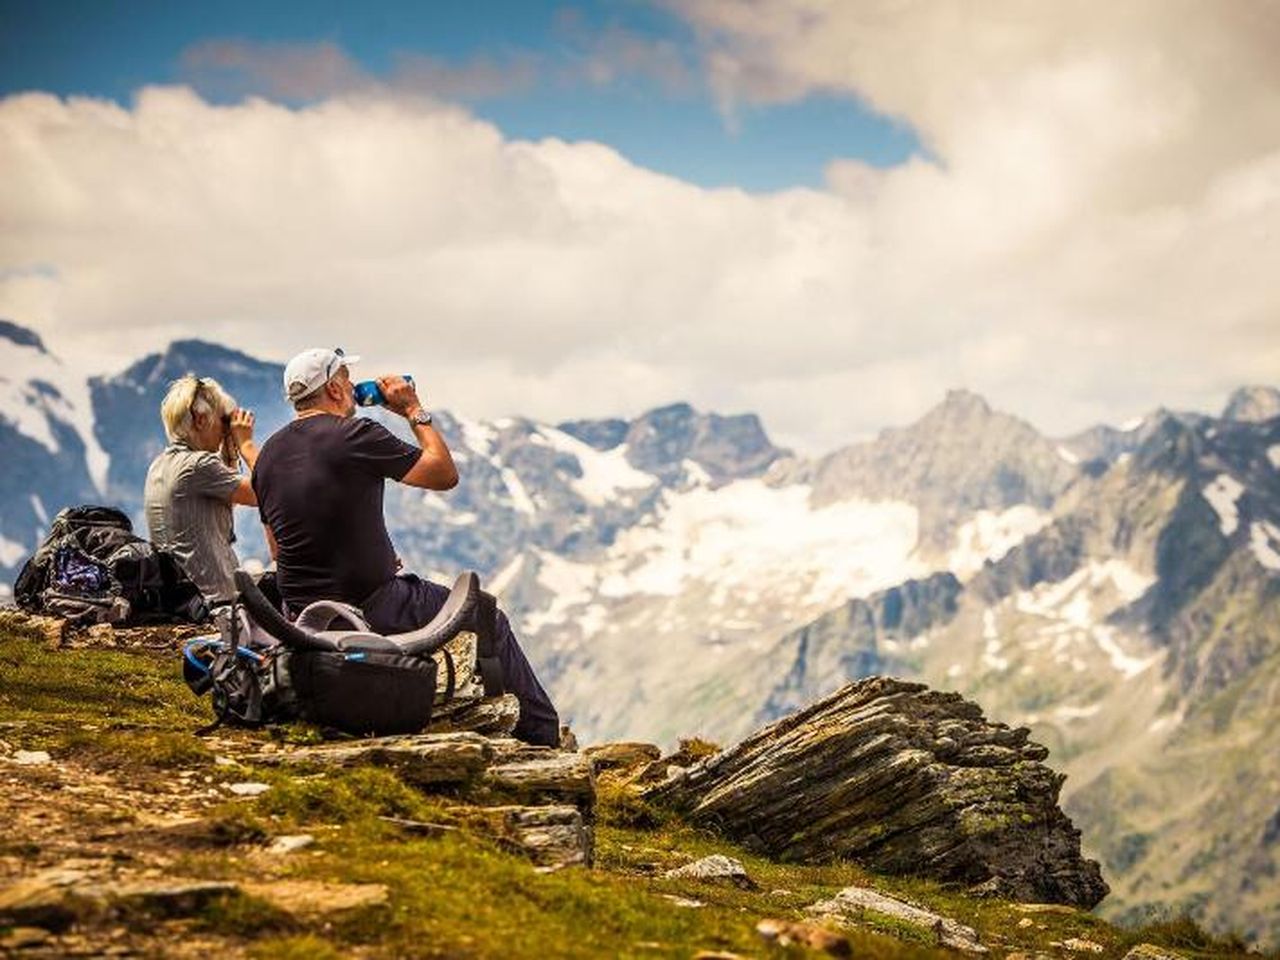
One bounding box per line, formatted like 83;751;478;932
144;443;242;603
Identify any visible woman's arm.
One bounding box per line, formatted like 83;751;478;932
228;409;259;505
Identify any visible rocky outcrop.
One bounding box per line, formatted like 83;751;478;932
647;676;1107;908
250;732;595;812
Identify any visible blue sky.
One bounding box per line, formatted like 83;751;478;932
0;0;919;191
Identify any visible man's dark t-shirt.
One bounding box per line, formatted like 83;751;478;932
253;415;420;613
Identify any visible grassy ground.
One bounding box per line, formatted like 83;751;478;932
0;622;1265;959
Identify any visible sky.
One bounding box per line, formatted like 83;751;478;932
1;0;1278;454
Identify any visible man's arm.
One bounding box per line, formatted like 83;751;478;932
380;377;459;491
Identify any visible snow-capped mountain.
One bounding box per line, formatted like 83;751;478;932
0;322;105;584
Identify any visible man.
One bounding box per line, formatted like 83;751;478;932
252;347;560;747
144;374;258;605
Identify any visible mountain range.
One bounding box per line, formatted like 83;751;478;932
1;319;1278;946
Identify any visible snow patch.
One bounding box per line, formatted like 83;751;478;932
597;481;922;608
458;417;498;459
1202;474;1245;536
1269;445;1280;470
1120;416;1144;432
539;427;656;505
0;336;110;492
682;460;712;487
29;494;48;524
1250;521;1280;571
949;506;1051;579
487;555;525;597
1093;625;1159;679
0;534;27;567
500;468;536;515
1091;558;1155;603
1011;561;1158;678
524;551;597;630
981;608;1009;672
1054;703;1101;721
1056;444;1080;465
1015;560;1153;618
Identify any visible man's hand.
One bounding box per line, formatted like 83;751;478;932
379;376;423;418
229;408;255;449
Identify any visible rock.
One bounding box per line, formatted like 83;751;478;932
1062;939;1104;954
1018;918;1035;928
659;894;704;908
13;750;52;765
806;885;988;954
242;879;387;916
227;782;270;797
1122;945;1186;960
559;725;579;752
485;742;595;810
254;731;493;786
85;623;115;644
0;926;53;949
663;854;757;890
0;610;69;648
0;868;93;931
469;805;592;870
428;694;521;737
583;741;662;773
249;733;597;812
756;917;852;957
266;834;315;855
691;953;745;960
647;677;1108;907
378;816;460;838
110;880;239;917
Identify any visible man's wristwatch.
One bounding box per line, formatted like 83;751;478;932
408;408;433;427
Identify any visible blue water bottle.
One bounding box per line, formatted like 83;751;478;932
353;376;414;407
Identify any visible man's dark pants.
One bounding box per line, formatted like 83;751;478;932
361;573;560;747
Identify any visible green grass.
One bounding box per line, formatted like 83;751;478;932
1;627;1269;960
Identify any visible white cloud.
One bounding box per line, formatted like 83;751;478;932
1;3;1278;454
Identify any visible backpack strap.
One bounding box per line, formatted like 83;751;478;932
474;590;505;697
439;648;456;703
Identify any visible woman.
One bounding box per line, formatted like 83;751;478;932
143;375;258;606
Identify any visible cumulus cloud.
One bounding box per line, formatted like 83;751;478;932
1;2;1278;454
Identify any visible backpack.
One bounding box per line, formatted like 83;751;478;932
14;505;208;626
182;570;505;736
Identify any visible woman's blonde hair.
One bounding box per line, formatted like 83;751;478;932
160;375;237;445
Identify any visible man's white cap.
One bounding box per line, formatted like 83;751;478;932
283;347;360;401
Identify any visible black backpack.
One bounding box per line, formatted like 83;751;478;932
182;570;505;736
14;505;208;626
